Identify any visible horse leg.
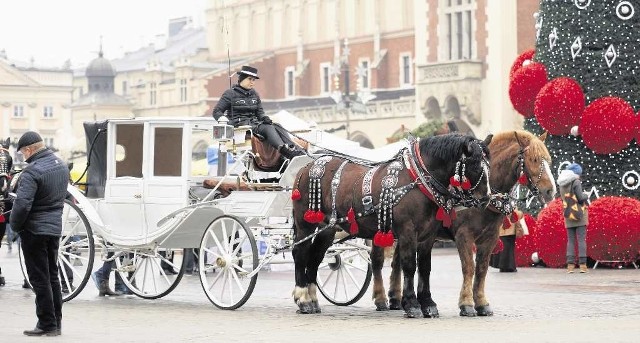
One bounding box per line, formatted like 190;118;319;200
456;233;477;317
473;242;494;316
387;245;403;310
398;234;421;318
416;238;439;318
370;245;389;311
304;228;336;314
292;224;314;314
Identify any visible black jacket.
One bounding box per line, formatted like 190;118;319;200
212;85;269;127
10;149;69;236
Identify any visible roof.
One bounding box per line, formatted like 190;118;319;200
261;88;415;111
71;92;131;107
85;53;116;77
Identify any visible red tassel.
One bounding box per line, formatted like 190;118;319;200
0;214;4;223
373;231;384;246
518;173;528;185
373;231;394;247
383;231;395;246
461;177;471;190
436;207;446;221
511;211;520;223
347;207;356;223
442;213;452;228
304;210;316;223
449;175;461;187
492;239;504;254
291;189;301;201
350;222;359;235
502;216;512;229
314;211;325;223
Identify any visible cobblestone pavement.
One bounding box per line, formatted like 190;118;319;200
1;246;639;342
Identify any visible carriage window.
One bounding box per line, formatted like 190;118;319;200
115;124;144;177
153;127;183;177
191;125;214;177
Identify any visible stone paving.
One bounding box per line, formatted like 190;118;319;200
1;245;639;342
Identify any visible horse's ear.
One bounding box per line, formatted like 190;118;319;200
514;131;525;148
538;131;548;142
482;134;493;146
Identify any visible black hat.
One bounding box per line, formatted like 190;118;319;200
17;131;43;151
237;65;259;79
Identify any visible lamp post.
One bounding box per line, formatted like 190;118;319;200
339;38;352;139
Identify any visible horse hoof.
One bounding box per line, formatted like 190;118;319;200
375;302;390;311
312;301;322;314
297;302;315;314
475;305;493;316
422;305;439;318
404;307;422;318
389;299;402;310
459;305;477;317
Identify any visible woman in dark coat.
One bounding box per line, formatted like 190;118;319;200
212;65;303;159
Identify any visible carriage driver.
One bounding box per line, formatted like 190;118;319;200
212;65;304;159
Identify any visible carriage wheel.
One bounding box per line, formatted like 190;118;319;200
114;248;187;299
198;215;258;310
316;238;372;306
19;199;95;302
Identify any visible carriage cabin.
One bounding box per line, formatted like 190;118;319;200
83;117;219;244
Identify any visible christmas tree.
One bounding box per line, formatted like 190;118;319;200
509;0;640;266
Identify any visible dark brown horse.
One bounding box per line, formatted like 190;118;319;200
291;133;492;317
370;130;556;317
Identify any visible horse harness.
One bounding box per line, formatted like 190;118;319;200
293;137;487;247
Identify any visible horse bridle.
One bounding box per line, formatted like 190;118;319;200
514;146;549;200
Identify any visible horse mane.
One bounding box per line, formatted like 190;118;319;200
419;133;484;162
489;130;550;162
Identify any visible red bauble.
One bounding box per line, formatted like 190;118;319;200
636;113;640;143
291;189;301;201
535;198;567;268
580;97;636;154
515;214;538;267
509;62;548;118
534;77;585;135
509;49;535;80
586;197;640;263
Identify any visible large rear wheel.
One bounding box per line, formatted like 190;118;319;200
198;215;258;310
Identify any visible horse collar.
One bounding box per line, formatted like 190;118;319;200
402;148;455;215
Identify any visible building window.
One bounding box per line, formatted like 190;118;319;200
357;59;370;90
13;105;24;117
149;82;157;105
44;137;54;148
400;54;412;86
122;81;128;96
285;66;295;98
180;79;188;102
320;63;331;94
442;0;475;61
43;106;54;118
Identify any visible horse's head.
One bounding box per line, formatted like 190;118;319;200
420;133;491;206
513;131;556;203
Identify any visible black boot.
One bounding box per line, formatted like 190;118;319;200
279;144;304;159
98;280;122;296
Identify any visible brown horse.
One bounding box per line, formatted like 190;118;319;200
370;130;556;317
291;133;492;317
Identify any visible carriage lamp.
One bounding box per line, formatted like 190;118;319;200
212;115;234;141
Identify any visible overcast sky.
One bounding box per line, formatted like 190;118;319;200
0;0;207;68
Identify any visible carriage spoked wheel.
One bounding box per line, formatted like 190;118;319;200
19;199;95;302
316;238;372;306
198;215;258;310
114;247;187;299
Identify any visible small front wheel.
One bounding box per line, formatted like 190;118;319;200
115;248;187;299
198;215;258;310
317;238;372;306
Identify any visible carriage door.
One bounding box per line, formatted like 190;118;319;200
143;125;189;238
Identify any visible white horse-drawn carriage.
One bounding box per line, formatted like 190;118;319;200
19;117;372;309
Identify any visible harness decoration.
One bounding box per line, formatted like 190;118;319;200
303;155;333;223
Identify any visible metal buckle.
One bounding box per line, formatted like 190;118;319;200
362;195;373;212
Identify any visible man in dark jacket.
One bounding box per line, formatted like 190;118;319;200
212;65;304;159
10;131;69;336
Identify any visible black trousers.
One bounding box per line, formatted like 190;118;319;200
252;123;296;149
490;235;517;272
21;230;62;331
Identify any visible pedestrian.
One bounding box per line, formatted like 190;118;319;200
490;209;525;272
212;65;304;159
557;162;589;273
10;131;69;336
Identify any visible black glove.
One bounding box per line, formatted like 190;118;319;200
261;116;272;125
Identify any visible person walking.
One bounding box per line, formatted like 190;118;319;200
212;65;304;159
557;162;589;274
10;131;69;336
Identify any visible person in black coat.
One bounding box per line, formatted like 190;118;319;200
10;131;69;336
212;65;304;159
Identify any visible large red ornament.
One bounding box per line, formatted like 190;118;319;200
534;198;567;268
534;77;585;135
636;113;640;143
515;214;538;267
586;197;640;264
580;97;636;154
509;62;548;118
509;49;535;80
